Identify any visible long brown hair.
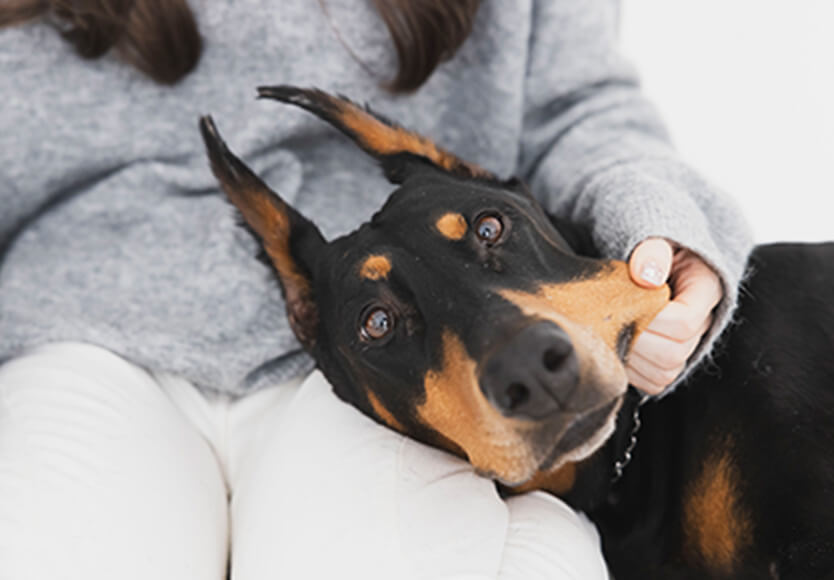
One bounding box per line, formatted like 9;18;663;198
370;0;481;92
0;0;201;85
0;0;482;91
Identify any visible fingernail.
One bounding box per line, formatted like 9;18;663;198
640;261;666;286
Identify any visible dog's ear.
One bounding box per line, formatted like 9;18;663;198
257;85;499;185
199;116;325;349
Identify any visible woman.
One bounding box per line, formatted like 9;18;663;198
0;1;752;578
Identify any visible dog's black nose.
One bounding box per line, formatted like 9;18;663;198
479;322;579;419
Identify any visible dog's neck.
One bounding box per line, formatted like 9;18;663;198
557;388;650;510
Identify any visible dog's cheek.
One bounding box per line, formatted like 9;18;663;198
416;330;542;485
366;390;407;432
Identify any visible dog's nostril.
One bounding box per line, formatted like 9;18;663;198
543;345;570;372
503;383;531;411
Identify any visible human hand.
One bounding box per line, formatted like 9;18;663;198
626;238;723;395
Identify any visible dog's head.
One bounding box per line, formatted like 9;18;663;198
200;87;669;490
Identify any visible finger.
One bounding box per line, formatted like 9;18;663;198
647;282;719;343
670;255;723;314
626;352;686;394
629;238;674;289
630;319;709;371
626;364;672;396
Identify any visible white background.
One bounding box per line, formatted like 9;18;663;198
621;1;833;243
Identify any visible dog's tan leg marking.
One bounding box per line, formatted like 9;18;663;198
417;330;540;484
683;436;752;575
435;212;468;241
359;254;392;281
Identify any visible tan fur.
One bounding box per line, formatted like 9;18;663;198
417;330;542;484
417;264;668;485
511;462;578;495
335;102;491;178
683;437;753;575
499;261;669;395
359;254;392;281
499;261;669;349
435;212;468;240
233;194;319;345
367;390;405;433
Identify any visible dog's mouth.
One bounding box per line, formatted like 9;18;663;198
418;327;632;487
537;395;623;473
477;395;624;487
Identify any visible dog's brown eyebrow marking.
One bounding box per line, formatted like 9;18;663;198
359;254;392;281
367;390;405;433
683;436;752;575
435;212;468;241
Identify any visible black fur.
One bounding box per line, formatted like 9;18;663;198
201;87;834;579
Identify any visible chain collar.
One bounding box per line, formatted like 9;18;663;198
611;393;649;483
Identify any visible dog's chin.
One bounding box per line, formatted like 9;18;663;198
540;396;623;472
486;396;623;488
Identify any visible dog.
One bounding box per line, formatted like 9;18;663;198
199;86;834;579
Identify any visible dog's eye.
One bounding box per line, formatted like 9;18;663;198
361;307;393;340
475;214;503;244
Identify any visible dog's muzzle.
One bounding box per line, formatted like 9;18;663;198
479;321;580;419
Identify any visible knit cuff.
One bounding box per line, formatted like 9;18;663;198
573;161;754;393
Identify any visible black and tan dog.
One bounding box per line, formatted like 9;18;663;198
199;87;834;580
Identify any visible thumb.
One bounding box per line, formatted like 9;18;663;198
629;238;674;289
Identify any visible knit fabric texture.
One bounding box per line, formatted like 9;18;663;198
0;0;753;395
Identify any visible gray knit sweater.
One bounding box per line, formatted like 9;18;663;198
0;0;753;395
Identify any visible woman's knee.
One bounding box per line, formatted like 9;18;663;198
0;342;229;580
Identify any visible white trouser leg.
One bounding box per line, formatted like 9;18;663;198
0;343;229;580
226;370;609;580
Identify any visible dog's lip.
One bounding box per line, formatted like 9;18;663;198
539;396;621;469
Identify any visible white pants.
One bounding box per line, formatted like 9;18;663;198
0;343;608;580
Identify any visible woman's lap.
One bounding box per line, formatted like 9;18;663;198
0;343;608;580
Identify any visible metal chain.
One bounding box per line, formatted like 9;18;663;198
611;394;649;483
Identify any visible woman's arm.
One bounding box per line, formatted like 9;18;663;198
519;0;754;392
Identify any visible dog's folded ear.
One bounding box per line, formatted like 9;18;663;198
257;85;499;185
199;116;325;349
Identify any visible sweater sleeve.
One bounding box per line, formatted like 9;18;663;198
519;0;754;381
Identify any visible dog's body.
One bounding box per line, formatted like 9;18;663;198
586;243;834;579
200;87;834;579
